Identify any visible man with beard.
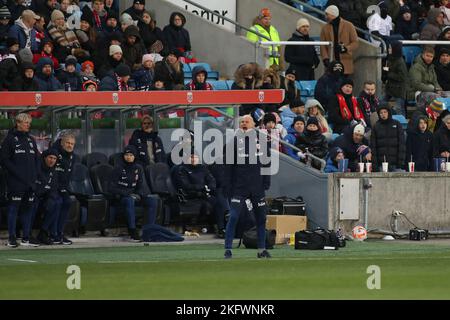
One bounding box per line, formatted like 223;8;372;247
358;81;380;124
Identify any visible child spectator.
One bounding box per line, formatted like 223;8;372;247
82;79;98;91
132;53;154;91
410;99;445;133
185;65;212;90
305;98;333;140
324;147;345;173
280;98;305;129
80;60;97;82
406;115;433;171
33;40;60;70
284;116;305;161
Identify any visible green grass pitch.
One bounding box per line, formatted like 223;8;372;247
1;240;450;299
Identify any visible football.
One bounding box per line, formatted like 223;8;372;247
352;226;368;241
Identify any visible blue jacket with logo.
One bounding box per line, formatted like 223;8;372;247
109;161;147;198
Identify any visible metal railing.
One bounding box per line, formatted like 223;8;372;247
290;0;387;55
400;40;450;46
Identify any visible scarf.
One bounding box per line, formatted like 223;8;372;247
337;94;365;121
116;74;128;91
93;10;107;29
360;93;379;114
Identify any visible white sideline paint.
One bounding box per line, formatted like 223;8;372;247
7;258;37;263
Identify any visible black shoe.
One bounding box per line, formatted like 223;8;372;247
6;237;18;248
38;230;53;245
224;249;232;259
216;229;226;239
60;237;73;245
21;237;40;247
257;250;272;259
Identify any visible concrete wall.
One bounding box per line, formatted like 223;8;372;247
123;0;266;79
236;0;382;93
328;173;450;235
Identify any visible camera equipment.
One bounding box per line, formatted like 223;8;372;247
409;228;429;241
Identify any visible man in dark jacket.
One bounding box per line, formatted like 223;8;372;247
121;25;145;71
0;113;40;247
128;115;165;167
406;115;433;171
435;48;450;91
385;41;409;115
9;61;40;91
0;37;20;90
108;145;157;241
100;63;131;91
332;124;372;172
433;114;450;159
35;57;63;91
57;55;83;91
284;18;319;81
314;60;345;111
53;133;79;245
370;104;406;171
222;115;272;259
122;0;145;22
33;148;60;245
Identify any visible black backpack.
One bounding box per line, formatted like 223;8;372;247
295;229;340;250
242;227;276;250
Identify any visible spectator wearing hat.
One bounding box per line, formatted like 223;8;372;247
410;99;446;133
280;97;305;129
32;40;60;70
0;6;11;49
122;24;145;71
131;54;154;90
10;61;39;91
435;48;450;91
80;60;97;82
435;26;450;59
138;10;167;56
154;48;185;90
385;41;409;116
7;9;39;52
314;60;346;111
8;0;27;23
260;112;282;150
284;115;305;161
320;5;359;75
32;148;60;245
246;8;280;67
35;56;63;91
57;55;82;91
120;12;137;32
420;7;444;40
185;65;213;91
74;13;98;58
296;117;328;162
328;78;368;134
81;0;108;31
370;104;406;171
109;144;158;242
163;12;196;61
305;98;333;140
332;124;372;172
47;9;81;62
0;37;20;90
99;62;131;91
324;147;346;173
280;66;301;105
82;79;98;91
433;114;450;159
96;43;126;79
395;5;419;40
284;17;319;80
100;9;120;39
406;115;433;172
123;0;146;22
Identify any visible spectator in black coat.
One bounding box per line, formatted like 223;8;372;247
435;48;450;91
154;48;184;90
99;62;131;91
0;5;11;49
9;61;40;91
128;115;165;167
0;113;40;247
370;104;406;171
35;56;63;91
81;0;108;31
295;117;328;160
325;0;364;28
284;18;319;80
108;145;157;241
122;0;145;22
406;115;433;171
138;10;167;56
121;24;145;71
0;37;20;90
33;148;60;245
433;114;450;158
395;5;419;40
57;55;83;91
163;12;191;55
314;60;345;111
332;124;372;172
96;42;126;79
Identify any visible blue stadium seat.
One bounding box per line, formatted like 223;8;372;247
209;80;229;90
183;63;191;73
436;97;450;110
310;0;327;10
189;63;219;80
402;46;421;66
298;80;317;96
184;71;192;79
226;80;235;89
184;79;190;86
392;115;408;130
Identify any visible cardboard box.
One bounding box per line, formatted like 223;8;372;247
266;215;307;244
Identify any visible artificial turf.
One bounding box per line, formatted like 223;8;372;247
0;240;450;299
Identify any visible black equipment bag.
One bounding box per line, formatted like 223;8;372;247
242;227;276;250
270;196;306;216
295;229;340;250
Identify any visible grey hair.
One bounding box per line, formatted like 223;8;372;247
61;132;76;142
15;113;32;123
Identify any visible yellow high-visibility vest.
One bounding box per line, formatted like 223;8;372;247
246;24;281;66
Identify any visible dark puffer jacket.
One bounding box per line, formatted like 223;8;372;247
295;128;328;159
54;139;80;193
405;115;433;171
370;106;406;169
433;121;450;157
163;12;191;52
176;164;216;199
284;31;319;81
128;129;165;166
332;124;370;172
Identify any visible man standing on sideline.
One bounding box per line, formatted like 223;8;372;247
284;18;319;81
246;8;281;67
53;133;79;245
320;5;359;75
0;113;40;247
223;115;272;259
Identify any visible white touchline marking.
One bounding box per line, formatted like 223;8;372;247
7;259;37;263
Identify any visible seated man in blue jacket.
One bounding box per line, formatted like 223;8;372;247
109;145;157;241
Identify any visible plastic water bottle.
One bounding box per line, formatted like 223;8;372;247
201;228;208;234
